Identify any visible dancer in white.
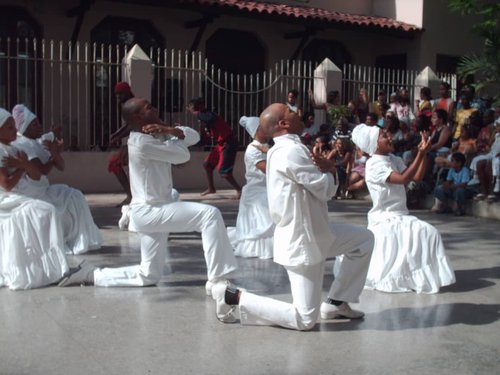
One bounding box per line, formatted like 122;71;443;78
211;103;373;330
11;104;102;254
0;108;69;290
351;124;455;293
59;98;237;290
227;116;274;259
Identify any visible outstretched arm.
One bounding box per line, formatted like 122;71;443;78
388;132;431;184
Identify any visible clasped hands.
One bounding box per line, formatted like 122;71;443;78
311;147;336;174
142;124;186;139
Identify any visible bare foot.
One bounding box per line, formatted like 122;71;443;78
200;189;216;196
116;196;132;207
232;190;242;200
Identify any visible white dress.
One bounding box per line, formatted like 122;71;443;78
364;154;455;293
0;143;69;290
12;135;102;254
227;141;274;259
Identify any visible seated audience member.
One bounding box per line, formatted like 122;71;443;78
0;108;69;290
433;81;455;118
11;104;102;254
286;89;302;118
345;146;368;198
435;124;476;169
351;123;455;293
472;121;500;201
300;111;318;146
390;87;415;127
469;110;495;186
434;152;474;216
369;91;387;119
365;112;379;127
353;88;369;123
331;137;353;199
416;86;433;119
453;92;477;141
227;117;274;259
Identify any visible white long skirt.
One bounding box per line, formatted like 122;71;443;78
227;183;274;259
0;194;69;290
42;184;102;254
365;215;455;294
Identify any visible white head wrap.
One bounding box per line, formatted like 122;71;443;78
0;108;12;129
239;116;260;139
12;104;37;135
351;123;380;156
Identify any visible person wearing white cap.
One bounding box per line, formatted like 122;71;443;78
0;108;69;290
351;123;455;293
211;103;373;329
11;104;102;255
58;98;237;291
226;116;274;259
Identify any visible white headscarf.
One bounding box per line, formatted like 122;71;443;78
0;108;12;129
12;104;37;135
239;116;260;139
351;123;380;156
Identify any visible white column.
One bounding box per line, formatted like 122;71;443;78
122;44;153;101
414;66;441;112
313;58;342;124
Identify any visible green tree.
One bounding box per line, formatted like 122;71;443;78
448;0;500;106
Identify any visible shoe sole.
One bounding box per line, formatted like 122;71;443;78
57;261;86;287
320;312;364;320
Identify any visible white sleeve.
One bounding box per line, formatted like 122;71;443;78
175;126;200;147
366;157;393;185
138;137;191;165
278;145;337;202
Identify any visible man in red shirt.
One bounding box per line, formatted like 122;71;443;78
187;97;241;198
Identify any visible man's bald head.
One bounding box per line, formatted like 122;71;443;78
122;97;159;131
259;103;286;138
259;103;303;138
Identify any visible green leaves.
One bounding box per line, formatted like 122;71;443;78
448;0;500;106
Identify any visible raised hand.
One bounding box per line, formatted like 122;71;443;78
311;150;336;173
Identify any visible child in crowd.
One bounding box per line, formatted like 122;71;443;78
365;112;378;127
286;89;302;118
300;111;317;146
433;81;455;119
416;86;433;119
434;152;474;216
435;124;476;169
345;146;368;198
331;137;353;199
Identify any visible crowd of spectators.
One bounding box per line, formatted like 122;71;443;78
294;83;500;215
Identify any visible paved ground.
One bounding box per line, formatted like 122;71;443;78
0;191;499;375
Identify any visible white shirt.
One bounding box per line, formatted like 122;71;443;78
128;128;195;206
12;134;52;188
266;133;338;266
244;140;267;187
0;142;36;196
365;154;409;226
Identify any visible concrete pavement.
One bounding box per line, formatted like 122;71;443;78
0;191;498;375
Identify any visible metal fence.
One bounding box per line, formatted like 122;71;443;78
0;38;457;151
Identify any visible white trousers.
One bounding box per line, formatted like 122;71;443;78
239;223;373;330
493;156;500;177
94;201;238;287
